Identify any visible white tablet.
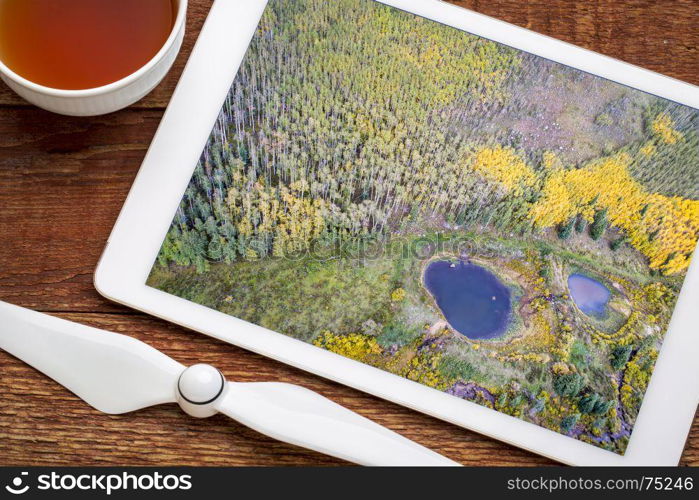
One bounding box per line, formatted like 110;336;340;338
95;0;699;465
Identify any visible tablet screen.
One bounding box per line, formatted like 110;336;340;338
147;0;699;455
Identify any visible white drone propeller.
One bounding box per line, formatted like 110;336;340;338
0;300;458;466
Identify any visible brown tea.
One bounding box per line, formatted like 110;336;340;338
0;0;175;90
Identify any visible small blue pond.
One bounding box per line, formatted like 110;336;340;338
423;260;511;340
568;273;610;317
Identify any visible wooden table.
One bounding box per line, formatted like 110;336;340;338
1;0;697;466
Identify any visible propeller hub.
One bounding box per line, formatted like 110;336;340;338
176;364;225;418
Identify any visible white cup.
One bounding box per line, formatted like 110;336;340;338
0;0;188;116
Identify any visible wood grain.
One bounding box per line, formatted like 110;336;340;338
0;0;697;466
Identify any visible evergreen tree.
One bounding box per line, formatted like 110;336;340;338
557;218;575;240
610;345;632;371
577;393;600;414
589;208;609;241
578;393;613;415
560;414;580;433
553;373;584;397
574;214;587;233
609;237;625;251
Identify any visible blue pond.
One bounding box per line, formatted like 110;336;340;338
423;260;511;340
568;273;610;317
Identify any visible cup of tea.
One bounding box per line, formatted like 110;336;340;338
0;0;187;116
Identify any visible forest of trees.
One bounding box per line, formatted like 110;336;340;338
156;0;698;278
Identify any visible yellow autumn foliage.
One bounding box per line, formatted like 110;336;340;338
651;112;683;145
228;181;328;257
639;141;657;158
312;330;381;360
542;151;563;171
402;352;449;390
391;287;406;302
551;362;571;375
529;153;699;274
471;147;537;194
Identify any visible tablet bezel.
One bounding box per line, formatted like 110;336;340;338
95;0;699;465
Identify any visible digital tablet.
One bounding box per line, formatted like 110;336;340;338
95;0;699;465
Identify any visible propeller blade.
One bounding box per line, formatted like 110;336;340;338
1;301;458;465
0;300;183;414
215;381;460;466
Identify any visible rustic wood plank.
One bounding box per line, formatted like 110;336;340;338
0;0;697;466
0;107;159;312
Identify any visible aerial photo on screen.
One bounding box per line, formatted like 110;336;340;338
148;0;699;454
